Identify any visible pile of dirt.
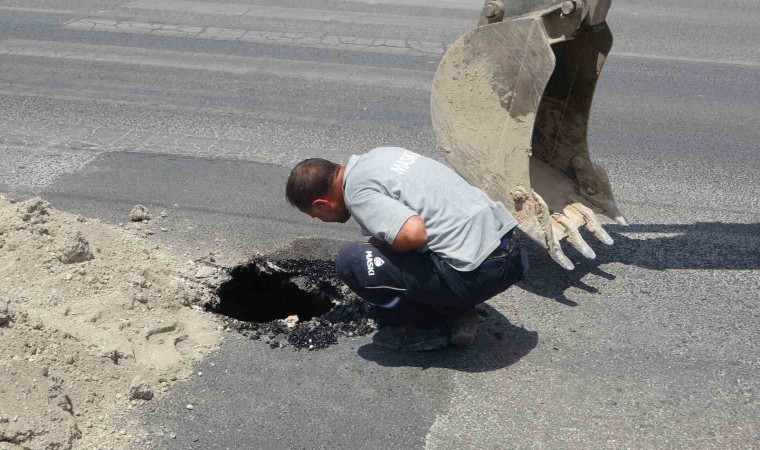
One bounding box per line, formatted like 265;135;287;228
0;195;223;450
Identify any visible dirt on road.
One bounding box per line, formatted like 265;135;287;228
0;195;223;450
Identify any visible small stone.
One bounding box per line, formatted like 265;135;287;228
134;293;148;304
132;277;150;289
280;315;299;329
58;232;94;264
65;355;76;364
57;394;73;412
129;377;154;401
0;300;10;326
129;205;151;222
185;404;194;410
19;197;50;222
194;266;216;279
160;227;168;232
144;321;178;340
41;367;49;377
103;349;126;364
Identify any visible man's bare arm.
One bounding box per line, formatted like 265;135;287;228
390;215;427;253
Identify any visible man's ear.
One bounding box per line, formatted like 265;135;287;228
312;198;330;210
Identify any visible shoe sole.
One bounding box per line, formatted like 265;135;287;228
404;336;450;352
372;340;402;352
373;336;449;352
449;333;475;346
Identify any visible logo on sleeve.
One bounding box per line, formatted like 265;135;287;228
373;257;385;268
365;250;376;276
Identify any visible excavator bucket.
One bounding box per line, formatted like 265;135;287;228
431;0;627;270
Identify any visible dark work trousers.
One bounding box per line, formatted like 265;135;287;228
335;231;528;328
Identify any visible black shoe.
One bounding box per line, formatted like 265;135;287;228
449;308;479;346
372;324;450;352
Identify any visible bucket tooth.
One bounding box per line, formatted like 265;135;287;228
550;217;575;270
558;207;597;259
569;202;614;245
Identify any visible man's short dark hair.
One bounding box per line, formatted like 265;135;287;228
286;158;341;210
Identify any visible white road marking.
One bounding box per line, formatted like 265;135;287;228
63;18;446;56
337;0;481;10
0;117;350;170
611;51;760;68
0;39;432;90
123;0;471;28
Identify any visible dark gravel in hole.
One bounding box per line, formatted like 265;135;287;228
205;257;376;350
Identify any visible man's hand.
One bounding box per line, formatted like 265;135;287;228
390;215;427;253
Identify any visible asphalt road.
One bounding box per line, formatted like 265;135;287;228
1;0;758;448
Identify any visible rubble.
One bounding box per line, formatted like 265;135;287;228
0;299;11;326
58;231;95;264
281;315;299;328
128;205;151;222
19;197;51;223
287;320;339;350
0;195;222;449
128;377;154;401
194;266;217;279
210;257;376;351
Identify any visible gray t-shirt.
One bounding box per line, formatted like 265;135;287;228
342;147;518;272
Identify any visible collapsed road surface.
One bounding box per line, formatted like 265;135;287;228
208;256;376;350
1;0;759;448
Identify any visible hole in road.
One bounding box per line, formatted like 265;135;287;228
213;259;335;323
205;255;375;351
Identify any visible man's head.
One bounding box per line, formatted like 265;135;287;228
286;158;350;223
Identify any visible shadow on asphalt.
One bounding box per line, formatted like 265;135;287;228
521;222;760;305
357;304;538;373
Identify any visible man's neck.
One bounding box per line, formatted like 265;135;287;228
336;165;346;191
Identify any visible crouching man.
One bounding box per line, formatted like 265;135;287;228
286;147;527;351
